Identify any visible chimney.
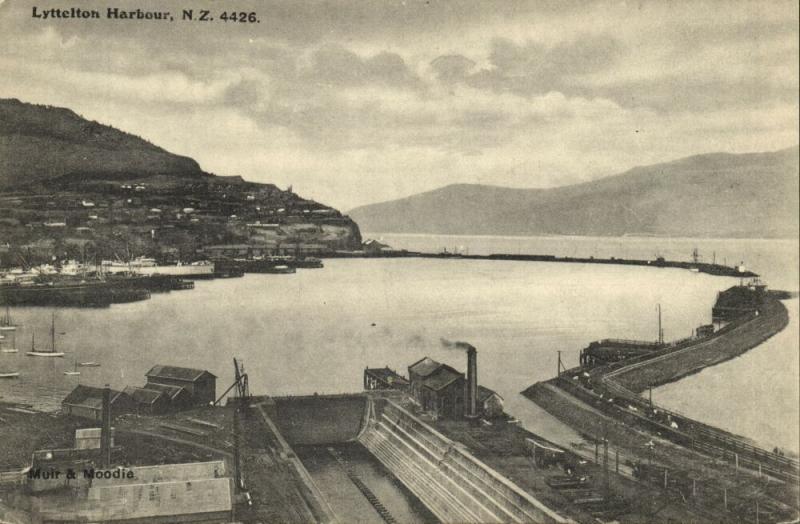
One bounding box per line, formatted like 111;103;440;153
466;347;478;418
100;384;112;467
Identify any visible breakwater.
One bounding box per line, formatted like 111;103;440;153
523;290;799;484
326;251;758;278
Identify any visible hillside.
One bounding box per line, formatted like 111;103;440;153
0;98;205;188
350;147;800;238
0;98;361;264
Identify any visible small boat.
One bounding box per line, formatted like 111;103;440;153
0;336;17;352
78;361;100;367
0;370;20;378
264;265;296;274
0;306;17;331
64;361;80;376
26;314;65;358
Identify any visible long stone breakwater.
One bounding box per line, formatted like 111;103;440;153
328;250;759;278
523;286;800;483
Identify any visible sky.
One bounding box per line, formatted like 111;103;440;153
0;0;798;210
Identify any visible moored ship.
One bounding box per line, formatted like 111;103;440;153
101;257;216;279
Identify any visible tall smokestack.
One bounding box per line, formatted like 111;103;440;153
100;384;112;467
466;347;477;418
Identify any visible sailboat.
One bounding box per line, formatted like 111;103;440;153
0;332;18;353
26;314;65;357
64;361;80;376
0;332;19;377
0;306;17;331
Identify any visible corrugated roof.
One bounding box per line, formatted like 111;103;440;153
123;386;165;405
146;365;216;382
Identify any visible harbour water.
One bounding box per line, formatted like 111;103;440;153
0;234;796;454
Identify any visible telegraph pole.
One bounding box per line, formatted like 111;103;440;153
557;350;562;379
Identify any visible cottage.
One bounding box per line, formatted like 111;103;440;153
62;385;135;421
145;365;217;406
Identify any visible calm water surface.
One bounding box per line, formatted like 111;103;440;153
0;234;796;454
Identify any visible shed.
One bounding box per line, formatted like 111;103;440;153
477;386;504;418
145;365;217;406
143;383;193;411
62;385;135;421
122;386;171;415
364;367;410;390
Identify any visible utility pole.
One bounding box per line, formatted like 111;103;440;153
657;304;664;345
603;423;609;495
557;350;562;379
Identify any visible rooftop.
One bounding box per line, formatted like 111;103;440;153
123;386;166;405
146;365;216;382
422;366;464;391
365;367;410;386
62;385;126;410
409;357;442;378
144;382;188;400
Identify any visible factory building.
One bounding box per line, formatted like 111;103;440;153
408;357;465;419
406;347;501;419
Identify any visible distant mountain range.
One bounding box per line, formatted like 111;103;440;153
350;147;799;238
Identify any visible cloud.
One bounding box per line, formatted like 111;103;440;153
428;34;623;97
0;0;797;210
302;45;420;89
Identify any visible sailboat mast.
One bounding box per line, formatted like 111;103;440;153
51;312;55;353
